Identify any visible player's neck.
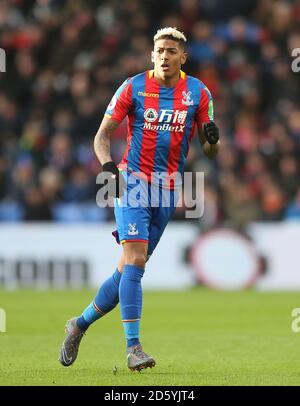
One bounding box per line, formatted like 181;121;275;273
153;71;180;88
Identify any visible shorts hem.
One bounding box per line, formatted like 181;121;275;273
121;239;148;244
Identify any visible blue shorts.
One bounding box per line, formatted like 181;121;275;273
113;171;179;257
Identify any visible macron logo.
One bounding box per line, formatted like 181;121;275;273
138;91;159;98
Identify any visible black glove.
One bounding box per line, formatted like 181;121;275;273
102;161;124;198
203;122;219;144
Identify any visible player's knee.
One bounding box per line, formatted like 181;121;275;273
124;253;146;268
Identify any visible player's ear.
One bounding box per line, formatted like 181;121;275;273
180;52;187;65
151;51;154;63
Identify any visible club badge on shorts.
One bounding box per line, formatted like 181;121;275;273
128;223;139;236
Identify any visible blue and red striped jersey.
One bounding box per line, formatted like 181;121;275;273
105;70;214;182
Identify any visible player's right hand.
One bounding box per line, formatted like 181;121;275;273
101;161;125;198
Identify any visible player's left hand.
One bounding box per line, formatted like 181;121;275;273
203;122;219;144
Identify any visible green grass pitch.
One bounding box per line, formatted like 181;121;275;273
1;288;300;386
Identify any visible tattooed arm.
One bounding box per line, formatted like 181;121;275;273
94;116;119;165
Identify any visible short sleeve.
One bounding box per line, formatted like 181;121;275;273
196;86;214;127
105;78;132;123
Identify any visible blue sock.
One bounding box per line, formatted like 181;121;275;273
77;269;122;331
119;264;144;347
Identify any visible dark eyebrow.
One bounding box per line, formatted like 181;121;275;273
156;47;178;51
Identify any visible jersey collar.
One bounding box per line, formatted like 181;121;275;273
148;69;186;81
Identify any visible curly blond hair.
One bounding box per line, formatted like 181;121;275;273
153;27;187;44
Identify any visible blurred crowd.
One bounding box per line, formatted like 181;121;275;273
0;0;300;229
